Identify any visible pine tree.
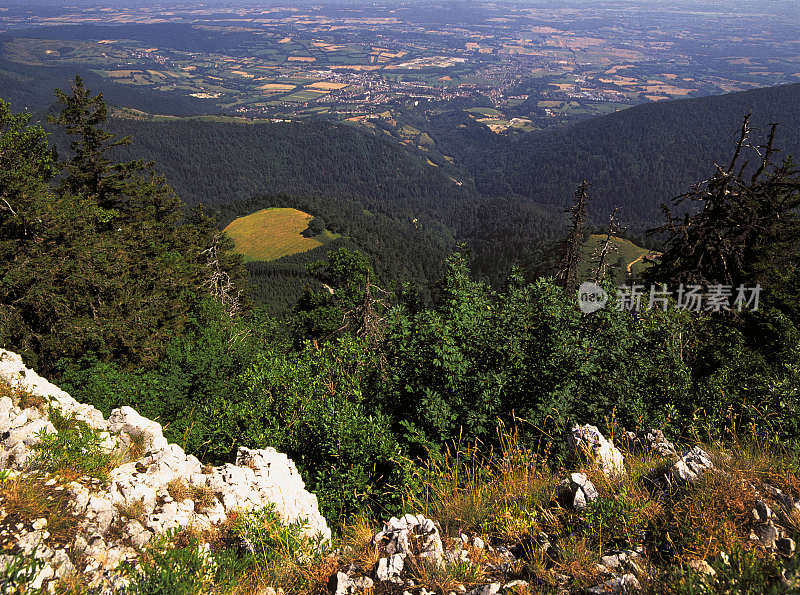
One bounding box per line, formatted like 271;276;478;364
1;81;245;372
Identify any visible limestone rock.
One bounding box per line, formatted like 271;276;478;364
0;349;107;431
598;550;643;574
376;553;405;582
466;583;502;595
0;349;332;592
558;472;599;511
568;424;626;477
374;514;444;568
623;429;677;458
670;446;714;486
778;537;796;556
108;406;168;454
687;559;716;577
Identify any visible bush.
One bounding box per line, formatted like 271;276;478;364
122;533;210;595
232;504;320;569
380;256;694;453
28;407;113;481
57;299;287;463
239;336;409;522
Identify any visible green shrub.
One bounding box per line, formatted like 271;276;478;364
29;407;112;481
239;336;409;522
381;256;694;453
583;485;648;550
0;549;44;594
233;504;317;569
121;533;210;595
57;299;287;464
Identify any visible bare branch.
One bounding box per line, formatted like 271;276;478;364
201;234;241;319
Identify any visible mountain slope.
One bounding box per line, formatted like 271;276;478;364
430;83;800;228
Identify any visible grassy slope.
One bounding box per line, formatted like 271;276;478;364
222;207;339;262
579;234;653;283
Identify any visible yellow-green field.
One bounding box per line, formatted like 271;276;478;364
579;234;656;282
222;208;338;262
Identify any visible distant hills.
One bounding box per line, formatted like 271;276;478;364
429;83;800;228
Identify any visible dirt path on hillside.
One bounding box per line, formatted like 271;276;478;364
627;255;645;275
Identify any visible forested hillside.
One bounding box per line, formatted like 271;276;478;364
429;83;800;227
48;82;796;304
95;117;565;297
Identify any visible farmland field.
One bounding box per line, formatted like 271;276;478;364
223;208;339;262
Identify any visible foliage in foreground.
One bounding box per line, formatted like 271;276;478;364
104;428;800;594
122;504;329;595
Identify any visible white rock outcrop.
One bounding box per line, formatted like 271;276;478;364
558;472;600;511
669;446;714;486
568;424;626;477
0;349;330;591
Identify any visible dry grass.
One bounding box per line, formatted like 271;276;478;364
167;478;193;502
116;498;147;523
332;513;382;575
394;424;800;591
167;479;218;513
0;474;77;546
125;433;147;462
0;379;47;412
405;427;555;542
222;208;339;262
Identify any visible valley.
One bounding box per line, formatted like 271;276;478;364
2;0;799;147
2;3;800;592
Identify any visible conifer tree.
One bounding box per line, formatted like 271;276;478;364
646;115;800;317
1;81;244;372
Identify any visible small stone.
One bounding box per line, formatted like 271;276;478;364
688;559;716;577
752;500;773;523
752;523;779;549
466;583;502;595
472;536;485;550
32;518;47;531
376;554;404;582
567;424;626;477
670;446;714;486
558;472;599;511
331;572;352;595
351;576;374;592
29;563;54;590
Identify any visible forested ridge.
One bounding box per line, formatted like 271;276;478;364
37;81;797;304
88;117;566;299
427;83;800;227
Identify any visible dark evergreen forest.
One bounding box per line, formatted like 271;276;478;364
54;82;798;307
